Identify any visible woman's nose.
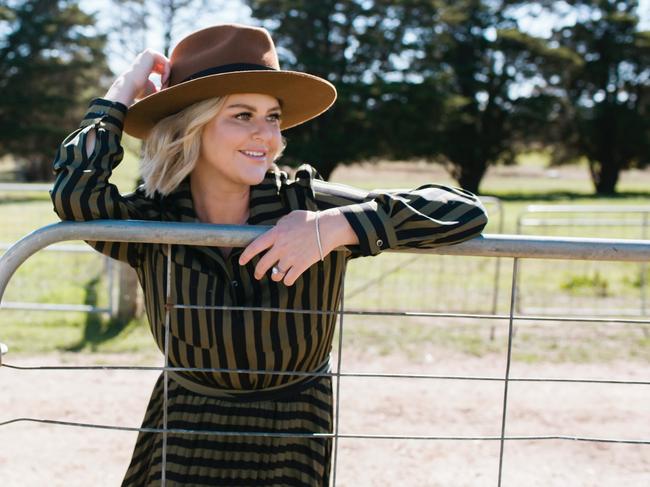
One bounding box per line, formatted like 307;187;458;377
252;119;276;141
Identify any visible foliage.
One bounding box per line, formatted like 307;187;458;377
401;0;558;193
246;0;427;179
0;0;110;181
245;1;564;192
540;0;650;194
246;0;649;194
107;0;226;61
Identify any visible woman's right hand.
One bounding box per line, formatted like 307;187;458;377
104;49;171;107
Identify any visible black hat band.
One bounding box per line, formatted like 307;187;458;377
181;63;277;84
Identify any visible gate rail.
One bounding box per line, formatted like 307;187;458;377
1;220;649;487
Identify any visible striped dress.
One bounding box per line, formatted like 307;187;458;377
50;98;488;486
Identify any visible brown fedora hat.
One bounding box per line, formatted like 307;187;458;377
124;24;337;139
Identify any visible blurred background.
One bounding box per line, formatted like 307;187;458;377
0;2;649;485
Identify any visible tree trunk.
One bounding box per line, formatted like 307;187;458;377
314;160;336;181
590;159;620;195
455;161;487;194
23;157;54;182
115;261;143;324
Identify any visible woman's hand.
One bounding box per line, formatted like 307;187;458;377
239;208;359;286
104;49;171;107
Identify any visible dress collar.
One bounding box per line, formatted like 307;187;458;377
162;169;285;225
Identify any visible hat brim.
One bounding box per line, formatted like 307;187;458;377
123;70;337;139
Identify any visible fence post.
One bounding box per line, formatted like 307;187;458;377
116;261;142;323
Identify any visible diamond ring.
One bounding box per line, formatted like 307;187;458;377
272;266;286;275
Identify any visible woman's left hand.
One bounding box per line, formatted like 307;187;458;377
239;209;358;286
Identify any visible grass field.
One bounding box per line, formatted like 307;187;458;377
0;148;649;362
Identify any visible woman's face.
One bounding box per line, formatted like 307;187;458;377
197;93;282;190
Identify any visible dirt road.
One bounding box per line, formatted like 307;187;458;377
0;349;648;486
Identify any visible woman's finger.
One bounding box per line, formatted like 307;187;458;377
151;55;170;76
271;263;292;283
282;263;306;286
137;79;158;100
254;246;283;280
240;229;275;266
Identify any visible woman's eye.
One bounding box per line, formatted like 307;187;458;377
235;112;252;121
267;113;282;123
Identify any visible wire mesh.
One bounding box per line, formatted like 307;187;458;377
1;224;650;485
516;206;650;317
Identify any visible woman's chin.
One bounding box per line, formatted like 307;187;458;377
243;166;271;186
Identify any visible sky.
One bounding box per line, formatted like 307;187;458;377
83;0;650;76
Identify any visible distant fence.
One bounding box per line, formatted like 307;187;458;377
345;196;505;315
1;221;649;486
0;183;118;317
516;205;650;317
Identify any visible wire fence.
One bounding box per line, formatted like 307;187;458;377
516;205;650;317
345;196;505;316
1;221;649;486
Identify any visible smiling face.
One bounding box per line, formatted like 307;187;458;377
195;93;283;192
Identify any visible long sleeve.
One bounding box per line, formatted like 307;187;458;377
50;98;159;266
294;165;488;258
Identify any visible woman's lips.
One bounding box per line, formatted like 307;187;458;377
239;150;267;161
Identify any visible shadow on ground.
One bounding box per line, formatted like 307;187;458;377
65;276;128;352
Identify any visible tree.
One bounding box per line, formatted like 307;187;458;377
246;0;555;192
543;0;650;194
108;0;226;62
394;0;560;193
245;0;430;180
0;0;110;180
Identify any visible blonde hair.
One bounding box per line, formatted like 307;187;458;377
141;97;227;197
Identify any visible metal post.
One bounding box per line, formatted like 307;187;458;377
0;342;7;366
641;213;648;316
487;197;504;316
105;257;117;319
497;257;519;486
161;244;173;486
331;272;346;485
490;198;505;340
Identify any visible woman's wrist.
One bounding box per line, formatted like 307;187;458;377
317;208;359;253
104;72;139;107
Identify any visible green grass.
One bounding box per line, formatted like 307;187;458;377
1;150;649;362
338;315;650;364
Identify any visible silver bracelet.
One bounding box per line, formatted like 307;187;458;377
315;211;324;261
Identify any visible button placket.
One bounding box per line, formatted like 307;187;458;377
226;254;242;304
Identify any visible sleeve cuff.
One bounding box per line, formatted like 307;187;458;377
338;201;396;256
79;97;128;134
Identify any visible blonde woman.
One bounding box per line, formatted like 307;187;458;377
51;24;488;487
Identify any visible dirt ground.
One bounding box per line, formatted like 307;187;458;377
0;348;648;487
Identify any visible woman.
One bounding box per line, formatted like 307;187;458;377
51;24;487;487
